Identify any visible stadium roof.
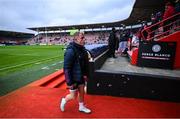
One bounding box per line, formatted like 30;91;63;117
0;30;34;38
28;0;165;32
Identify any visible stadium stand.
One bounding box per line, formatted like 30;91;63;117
0;30;34;45
27;30;110;45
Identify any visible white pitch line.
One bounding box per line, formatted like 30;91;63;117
35;62;41;64
41;66;49;70
58;61;64;64
51;63;57;66
0;56;60;71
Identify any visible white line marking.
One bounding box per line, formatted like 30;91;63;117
52;63;57;66
35;62;41;64
58;61;64;64
41;66;49;70
0;56;60;71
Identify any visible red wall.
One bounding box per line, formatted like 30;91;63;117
158;31;180;69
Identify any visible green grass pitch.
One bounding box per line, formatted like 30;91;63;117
0;45;65;96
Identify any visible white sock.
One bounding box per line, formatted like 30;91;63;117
63;98;67;103
79;102;84;108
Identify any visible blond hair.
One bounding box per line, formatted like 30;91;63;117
73;31;84;41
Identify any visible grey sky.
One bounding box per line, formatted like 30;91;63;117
0;0;135;33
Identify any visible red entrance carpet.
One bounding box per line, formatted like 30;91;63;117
0;70;180;118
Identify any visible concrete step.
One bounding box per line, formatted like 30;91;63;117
29;69;64;87
45;75;65;88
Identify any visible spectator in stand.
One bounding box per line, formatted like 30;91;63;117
150;14;158;39
175;0;180;13
151;12;162;25
175;0;180;30
141;21;150;40
163;1;175;33
108;27;117;58
163;1;175;19
151;13;157;25
156;12;163;22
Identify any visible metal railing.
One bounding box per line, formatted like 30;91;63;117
141;12;180;41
